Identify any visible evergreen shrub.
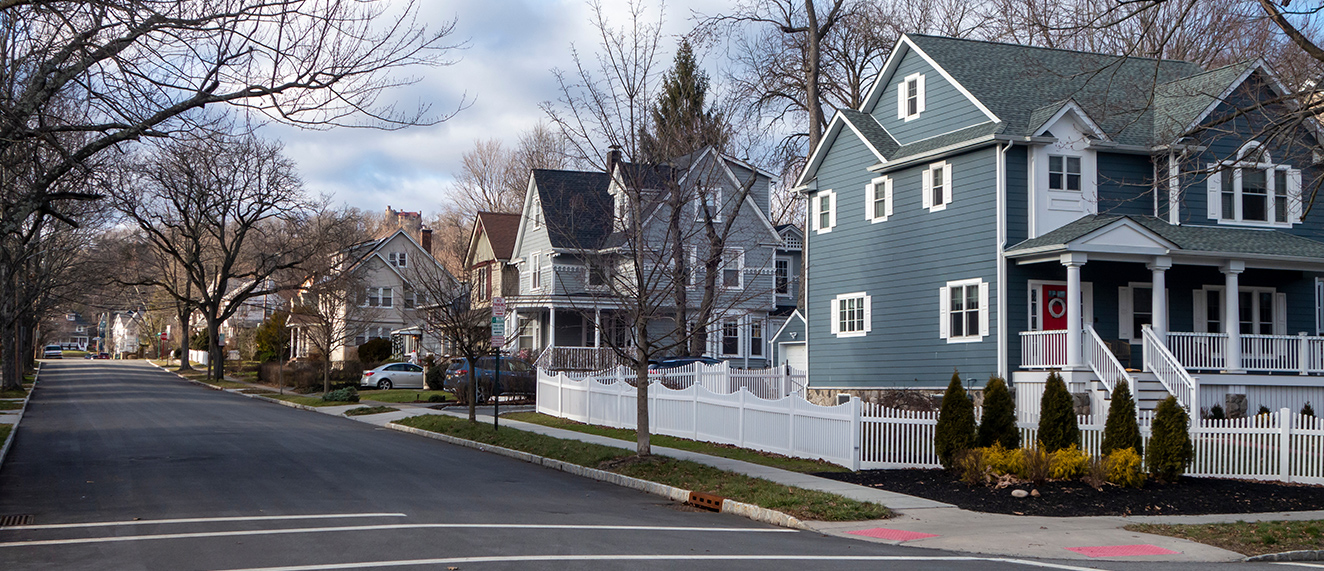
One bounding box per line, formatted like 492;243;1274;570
1303;402;1316;418
1146;396;1193;482
934;370;976;469
357;338;391;363
1258;405;1272;416
1101;380;1142;456
1037;371;1080;453
322;387;360;403
1208;404;1226;420
1106;448;1145;488
977;375;1019;449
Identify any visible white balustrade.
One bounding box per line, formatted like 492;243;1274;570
1166;332;1226;371
1142;325;1198;411
1084;326;1131;395
1020;330;1068;368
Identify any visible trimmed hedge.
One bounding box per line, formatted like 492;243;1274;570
977;375;1019;449
1101;380;1143;456
1146;396;1193;482
1037;371;1079;453
322;387;360;403
934;371;975;469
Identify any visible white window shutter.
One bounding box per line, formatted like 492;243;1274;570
1275;292;1287;335
1288;169;1303;223
938;287;950;339
916;75;926;114
897;82;906;119
922;171;932;209
865;182;875;221
811;195;821;232
1207;164;1221;220
1119;286;1133;342
828;191;837;228
1193;289;1207;333
979;281;990;337
885;179;894;217
863;295;873;333
943;162;953;205
830;298;840;335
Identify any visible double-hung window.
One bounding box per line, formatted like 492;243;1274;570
529;252;543;290
1209;142;1301;226
721;248;744;289
388;251;407;267
898;73;925;120
775;258;790;294
750;320;764;357
721;320;741;356
813;190;836;234
696;187;723;222
866;175;892;223
379;287;393;308
1048;155;1082;191
923;161;952;212
830;292;871;338
940;279;988;342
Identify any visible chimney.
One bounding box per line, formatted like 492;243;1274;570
420;227;432;255
606;145;622;174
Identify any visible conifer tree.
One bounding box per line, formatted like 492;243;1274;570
639;39;728;161
977;375;1019;449
1101;380;1143;456
1146;396;1194;482
1037;371;1080;453
935;370;976;469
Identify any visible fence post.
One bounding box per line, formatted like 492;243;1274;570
737;389;746;448
850;397;862;471
1280;407;1293;483
786;390;796;456
692;382;700;440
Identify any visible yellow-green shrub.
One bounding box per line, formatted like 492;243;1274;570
1049;444;1089;480
980;443;1023;476
1019;443;1051;484
1106;447;1145;488
955;448;989;486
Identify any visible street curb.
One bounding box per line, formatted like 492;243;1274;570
1245;550;1324;562
385;421;811;531
0;364;40;473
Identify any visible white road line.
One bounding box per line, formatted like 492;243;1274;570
1272;564;1324;568
0;523;794;547
0;513;408;531
212;555;1106;571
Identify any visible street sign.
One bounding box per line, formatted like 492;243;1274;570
490;316;505;347
492;296;505;318
159;332;167;341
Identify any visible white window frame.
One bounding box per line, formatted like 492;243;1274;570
379;287;393;308
940;278;988;343
1047;154;1082;192
1207;142;1302;227
922;161;952;212
529;252;543;290
750;319;764;357
830;291;871;338
720;319;742;357
774;257;791;295
532;198;544;228
897;73;926;121
721;248;745;290
1117;282;1154;343
812;190;837;234
696;187;724;223
865;175;893;223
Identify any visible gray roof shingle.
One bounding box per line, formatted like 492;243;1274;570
839;109;899;157
531;169;613;249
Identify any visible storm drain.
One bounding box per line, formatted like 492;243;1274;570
686;491;725;512
0;514;33;526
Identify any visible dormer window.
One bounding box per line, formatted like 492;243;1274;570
898;73;925;121
1209;141;1301;226
1048;155;1082;191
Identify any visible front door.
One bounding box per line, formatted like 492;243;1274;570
1043;284;1069;331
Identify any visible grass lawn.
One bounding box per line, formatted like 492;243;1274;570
346;406;400;416
359;390;453;404
0;388;27;399
62;350;89;358
1126;520;1324;556
0;401;22;411
504;412;849;474
0;425;10;443
269;394;359;407
394;414;888;522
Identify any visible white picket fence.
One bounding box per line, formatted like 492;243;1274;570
536;366;1324;482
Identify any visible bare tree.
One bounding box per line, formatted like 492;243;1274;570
113;130;332;381
400;260;489;422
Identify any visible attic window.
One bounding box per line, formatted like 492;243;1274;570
1048;155;1082;191
898;73;925;121
388;251;407;268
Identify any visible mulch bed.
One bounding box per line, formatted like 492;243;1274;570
815;469;1324;517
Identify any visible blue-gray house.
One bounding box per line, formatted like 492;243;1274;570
795;34;1324;417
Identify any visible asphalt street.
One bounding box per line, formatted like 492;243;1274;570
0;361;1307;570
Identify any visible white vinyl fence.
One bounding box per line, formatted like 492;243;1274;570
537;365;1324;482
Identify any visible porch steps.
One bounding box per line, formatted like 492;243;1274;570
1131;373;1170;412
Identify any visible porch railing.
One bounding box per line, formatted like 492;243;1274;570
1084;326;1132;395
1167;331;1324;375
1020;330;1068;368
535;346;629;371
1142;325;1198;411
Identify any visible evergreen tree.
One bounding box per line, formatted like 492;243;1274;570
1037;371;1080;453
1302;401;1315;418
1101;380;1143;456
639;39;728;161
935;370;976;469
253;312;290;363
977;375;1019;449
1146;396;1194;482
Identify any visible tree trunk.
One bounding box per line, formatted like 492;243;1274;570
467;364;478;422
177;305;192;371
323;355;331;394
634;359;650;456
804;0;825;154
207;317;223;381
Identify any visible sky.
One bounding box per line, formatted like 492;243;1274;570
263;0;720;217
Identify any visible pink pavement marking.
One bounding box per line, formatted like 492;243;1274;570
1065;544;1181;558
847;528;940;542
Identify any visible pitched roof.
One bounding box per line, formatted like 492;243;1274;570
838;109;899;157
1153;61;1259;142
475;211;521;260
1006;215;1324;259
531;169;613;249
904;35;1205;146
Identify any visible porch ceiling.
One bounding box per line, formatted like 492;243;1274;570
1007;215;1324;270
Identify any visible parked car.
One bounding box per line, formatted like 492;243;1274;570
42;345;62;359
444;356;536;404
94;352;110;360
647;356;723;371
359;362;425;390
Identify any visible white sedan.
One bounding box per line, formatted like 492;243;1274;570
359;362;425;390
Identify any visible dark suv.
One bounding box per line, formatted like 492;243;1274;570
444;357;536;404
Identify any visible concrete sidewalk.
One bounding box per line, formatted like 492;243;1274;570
151;364;1322;563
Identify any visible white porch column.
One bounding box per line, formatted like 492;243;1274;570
1223;261;1245;372
1148;256;1172;342
594;309;602;347
1062;252;1087;368
508;308;518;350
547;306;557;348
